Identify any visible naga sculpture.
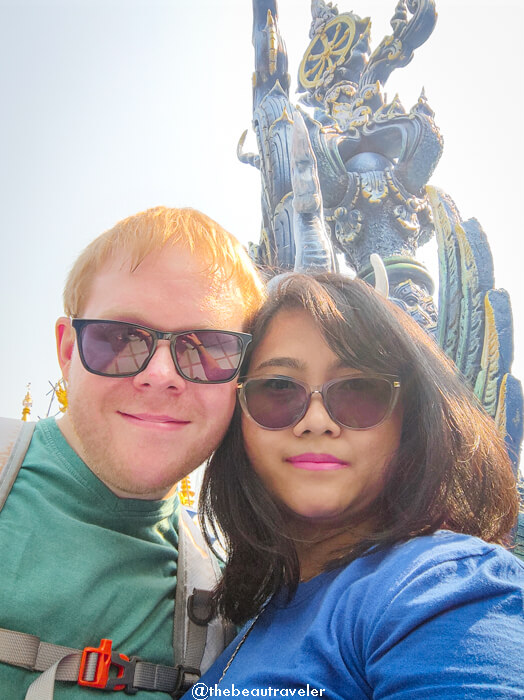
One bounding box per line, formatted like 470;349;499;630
240;0;523;555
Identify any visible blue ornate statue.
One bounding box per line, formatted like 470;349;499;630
240;0;523;555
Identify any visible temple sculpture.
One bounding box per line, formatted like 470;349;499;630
240;0;523;554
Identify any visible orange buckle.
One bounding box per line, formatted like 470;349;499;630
78;638;133;692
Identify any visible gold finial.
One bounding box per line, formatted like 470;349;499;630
54;379;68;413
178;476;195;508
21;383;32;422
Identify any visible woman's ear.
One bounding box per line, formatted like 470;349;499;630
56;317;75;380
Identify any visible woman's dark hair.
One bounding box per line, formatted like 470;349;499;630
199;273;519;623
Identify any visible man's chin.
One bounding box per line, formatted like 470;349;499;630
64;410;211;500
75;434;192;500
89;460;184;500
105;479;179;501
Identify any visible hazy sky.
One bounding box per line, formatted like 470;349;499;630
1;0;522;420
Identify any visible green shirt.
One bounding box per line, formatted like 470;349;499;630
0;417;180;698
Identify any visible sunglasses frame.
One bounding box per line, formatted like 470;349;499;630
237;373;401;431
71;318;252;384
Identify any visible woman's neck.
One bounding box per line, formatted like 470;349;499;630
289;519;373;582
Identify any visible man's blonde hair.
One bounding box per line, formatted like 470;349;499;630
64;206;265;320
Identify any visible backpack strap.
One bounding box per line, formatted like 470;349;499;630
0;417;35;511
0;628;200;698
174;506;235;674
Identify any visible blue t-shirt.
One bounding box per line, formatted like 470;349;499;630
191;531;524;699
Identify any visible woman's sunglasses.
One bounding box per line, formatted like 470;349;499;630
237;374;401;430
71;319;252;384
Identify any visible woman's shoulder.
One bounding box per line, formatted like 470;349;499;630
325;535;523;699
389;529;520;565
318;531;523;654
331;530;523;611
359;529;518;566
321;531;521;607
355;530;522;580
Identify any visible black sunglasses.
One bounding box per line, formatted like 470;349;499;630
237;374;401;430
71;319;252;384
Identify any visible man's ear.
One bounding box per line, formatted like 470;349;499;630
56;317;75;380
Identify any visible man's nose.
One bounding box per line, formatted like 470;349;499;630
132;341;186;391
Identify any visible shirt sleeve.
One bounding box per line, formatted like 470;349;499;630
349;541;524;699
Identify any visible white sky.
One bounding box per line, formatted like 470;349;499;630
1;0;523;421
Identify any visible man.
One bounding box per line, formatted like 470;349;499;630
0;206;264;697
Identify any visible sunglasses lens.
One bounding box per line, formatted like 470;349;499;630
175;331;245;383
243;377;308;429
79;322;154;376
326;377;393;429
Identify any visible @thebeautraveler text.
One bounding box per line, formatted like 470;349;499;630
191;683;326;698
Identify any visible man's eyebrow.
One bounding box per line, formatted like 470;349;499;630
252;357;305;372
91;313;147;325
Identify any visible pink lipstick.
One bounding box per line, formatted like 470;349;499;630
286;453;348;471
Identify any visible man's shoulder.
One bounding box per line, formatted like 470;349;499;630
0;416;59;459
0;416;37;451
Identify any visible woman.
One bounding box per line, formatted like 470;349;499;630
193;273;523;699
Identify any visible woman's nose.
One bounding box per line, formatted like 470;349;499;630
292;392;341;437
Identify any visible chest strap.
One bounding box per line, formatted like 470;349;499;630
0;628;199;698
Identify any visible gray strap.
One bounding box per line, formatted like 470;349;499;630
173;515;187;664
184;593;209;673
0;628;80;700
0;627;196;696
25;653;81;700
133;661;199;694
0;418;35;510
174;509;204;670
23;655;194;698
0;628;79;676
174;508;224;672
